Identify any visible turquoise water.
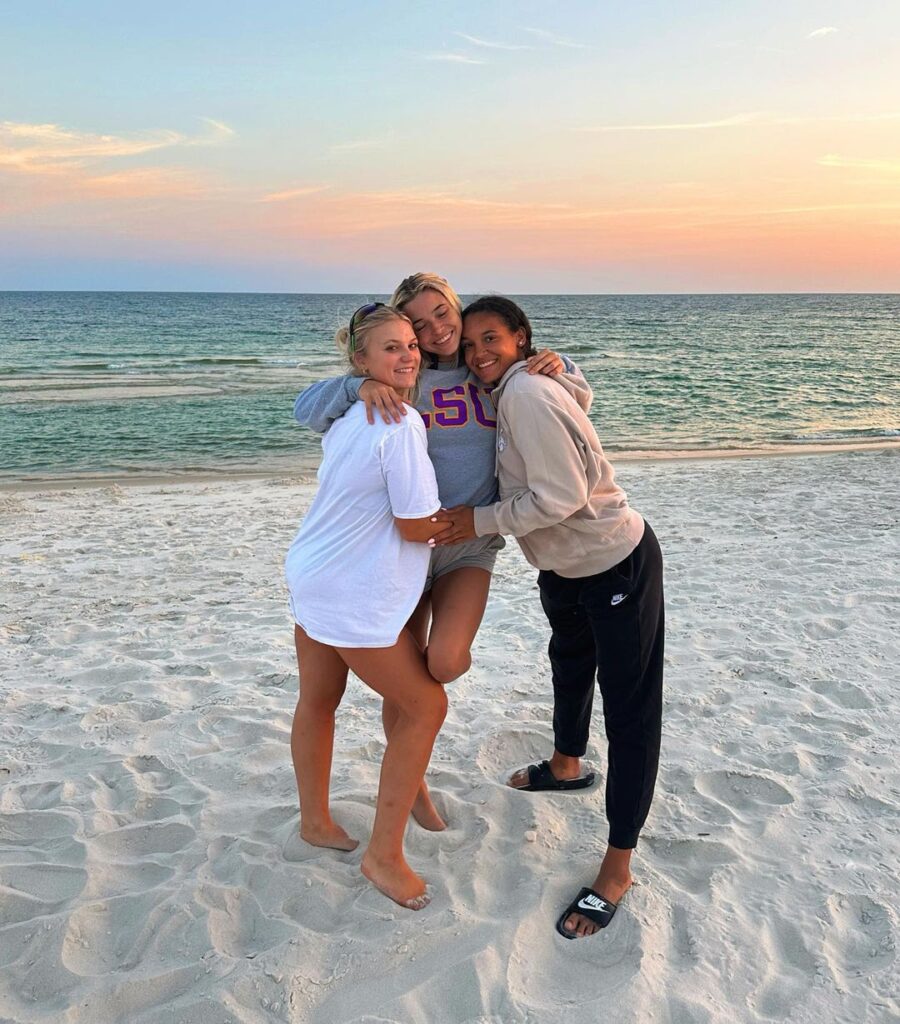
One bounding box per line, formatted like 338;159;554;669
1;292;897;480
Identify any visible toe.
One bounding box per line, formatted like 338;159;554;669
562;912;597;939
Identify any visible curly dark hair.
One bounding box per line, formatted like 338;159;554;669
461;295;536;358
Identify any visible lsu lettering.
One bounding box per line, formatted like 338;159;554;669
420;383;497;430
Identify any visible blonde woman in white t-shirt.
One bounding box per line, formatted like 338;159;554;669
285;304;447;910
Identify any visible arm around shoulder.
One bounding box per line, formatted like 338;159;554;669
293;375;365;432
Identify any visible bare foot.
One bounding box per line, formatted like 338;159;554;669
361;850;431;910
559;862;633;939
299;820;359;852
411;785;447;831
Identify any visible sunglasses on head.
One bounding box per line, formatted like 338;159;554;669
348;301;385;351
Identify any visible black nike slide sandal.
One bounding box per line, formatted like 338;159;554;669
514;760;595;792
555;887;618;939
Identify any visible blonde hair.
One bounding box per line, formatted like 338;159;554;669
390;272;463;319
334;304;414;376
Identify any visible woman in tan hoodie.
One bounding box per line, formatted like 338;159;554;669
432;296;665;941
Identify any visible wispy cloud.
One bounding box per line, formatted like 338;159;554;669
522;27;592;50
329;138;386;153
363;189;571;214
808;26;838;39
580;113;765;133
259;185;331;203
81;168;210;199
0;122;181;173
819;154;900;174
580;111;900;132
0;119;234;174
453;32;531;51
187;118;236;146
423;52;486;65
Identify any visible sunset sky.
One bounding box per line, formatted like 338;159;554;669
2;2;898;292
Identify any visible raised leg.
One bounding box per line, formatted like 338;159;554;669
425;566;492;683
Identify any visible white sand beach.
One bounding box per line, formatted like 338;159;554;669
1;449;898;1024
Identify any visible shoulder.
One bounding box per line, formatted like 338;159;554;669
504;368;567;404
382;407;428;443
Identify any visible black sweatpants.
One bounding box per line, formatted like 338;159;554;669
537;521;664;850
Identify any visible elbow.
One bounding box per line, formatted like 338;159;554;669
394;520;417;542
394;517;435;543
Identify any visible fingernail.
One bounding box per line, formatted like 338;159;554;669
427;539;435;547
430;517;437;522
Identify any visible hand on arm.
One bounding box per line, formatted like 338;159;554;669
526;349;565;376
393;513;450;543
360;379;410;425
429;505;477;546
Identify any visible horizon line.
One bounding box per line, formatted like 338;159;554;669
2;288;898;297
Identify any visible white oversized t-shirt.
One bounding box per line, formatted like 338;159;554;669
285;401;441;648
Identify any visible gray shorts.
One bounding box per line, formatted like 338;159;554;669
424;534;506;592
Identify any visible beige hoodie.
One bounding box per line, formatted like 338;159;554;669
473;361;644;578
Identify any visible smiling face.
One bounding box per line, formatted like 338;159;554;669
401;288;463;359
461;312;527;384
355;319;421;393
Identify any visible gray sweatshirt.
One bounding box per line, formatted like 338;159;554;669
473;361;644;578
293;359;590;510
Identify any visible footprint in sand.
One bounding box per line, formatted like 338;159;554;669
1;780;65;811
0;810;83;866
822;893;896;985
474;727;601;786
89;820;195;860
196;882;294;959
669;902;701;971
122;754;207;804
506;885;647;1020
642;836;737;898
0;863;87;927
694;769;794;825
752;914;818;1019
61;889;195;976
808;678;874;710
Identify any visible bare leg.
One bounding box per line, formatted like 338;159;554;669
381;593;445;830
425;567;491;683
558;845;634;939
291;625;357;850
405;591;431;652
382;698;447;831
382;569;493;829
338;630;447;910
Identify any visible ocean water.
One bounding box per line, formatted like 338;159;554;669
1;291;897;480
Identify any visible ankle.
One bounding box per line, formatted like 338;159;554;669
549;751;582;777
598;847;633;883
362;844;405;867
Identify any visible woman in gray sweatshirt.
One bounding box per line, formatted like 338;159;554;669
293;273;589;833
432;295;665;941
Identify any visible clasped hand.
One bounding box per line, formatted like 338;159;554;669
428;505;477;546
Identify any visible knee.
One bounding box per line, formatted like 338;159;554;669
426;643;471;684
297;687;343;718
402;683;448;733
